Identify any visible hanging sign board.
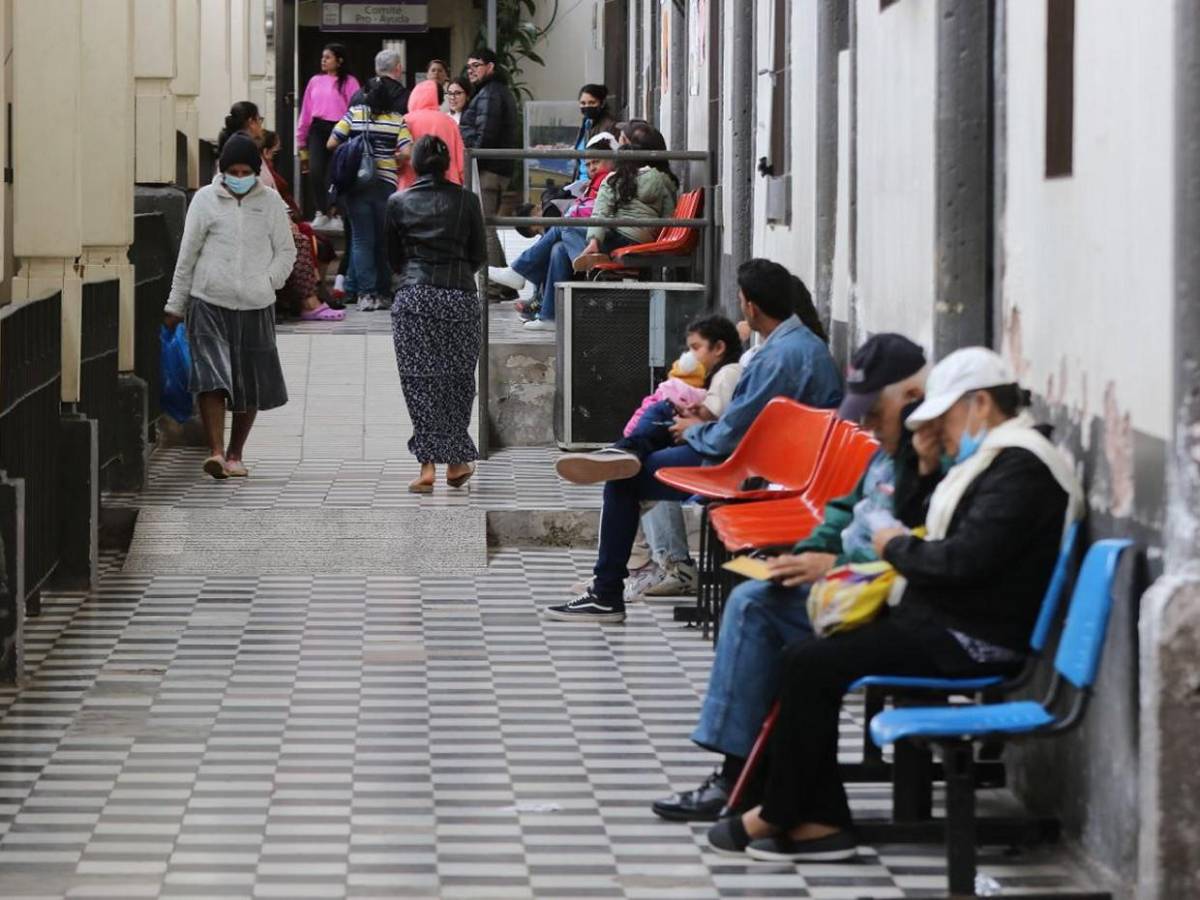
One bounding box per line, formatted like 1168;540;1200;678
320;1;429;33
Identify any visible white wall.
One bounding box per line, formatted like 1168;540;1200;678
199;0;232;142
1001;1;1172;443
752;0;819;286
854;0;937;349
522;0;604;103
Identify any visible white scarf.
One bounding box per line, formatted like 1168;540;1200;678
925;412;1084;541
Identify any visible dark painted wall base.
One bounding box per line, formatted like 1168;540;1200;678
55;412;99;593
105;375;149;493
0;476;23;684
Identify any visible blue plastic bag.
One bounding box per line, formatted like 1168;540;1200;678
160;324;194;423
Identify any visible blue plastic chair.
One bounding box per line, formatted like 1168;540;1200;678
851;520;1081;697
869;538;1133;896
845;522;1082;814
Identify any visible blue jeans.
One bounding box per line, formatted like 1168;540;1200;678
593;443;705;598
515;228;636;322
346;179;393;296
642;501;690;566
690;579;814;759
511;225;571;300
614;399;676;461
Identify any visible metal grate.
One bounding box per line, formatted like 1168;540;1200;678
0;294;63;599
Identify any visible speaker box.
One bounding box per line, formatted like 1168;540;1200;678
554;282;708;450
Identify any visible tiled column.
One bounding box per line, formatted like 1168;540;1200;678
133;0;178;185
174;0;203;189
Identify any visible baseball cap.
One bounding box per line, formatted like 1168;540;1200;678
904;347;1016;429
837;334;927;423
586;131;618;151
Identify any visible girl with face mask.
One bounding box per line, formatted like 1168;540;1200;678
572;83;616;181
163;134;300;480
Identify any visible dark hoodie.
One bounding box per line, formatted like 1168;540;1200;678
349;75;409;116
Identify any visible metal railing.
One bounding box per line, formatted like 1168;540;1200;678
464;147;714;459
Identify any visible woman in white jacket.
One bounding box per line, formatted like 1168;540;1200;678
164;134;297;479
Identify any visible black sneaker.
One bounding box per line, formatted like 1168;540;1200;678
745;829;858;862
652;769;731;822
543;589;626;623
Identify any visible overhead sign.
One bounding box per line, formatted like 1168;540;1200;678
320;1;429;33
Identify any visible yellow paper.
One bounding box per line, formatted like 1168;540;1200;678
722;555;775;581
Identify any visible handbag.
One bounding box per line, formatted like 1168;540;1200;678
806;561;904;638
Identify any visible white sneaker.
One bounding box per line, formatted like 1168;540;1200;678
625;560;665;602
524;318;555;331
325;215;344;233
334;274;346;294
311;213;331;229
643;559;699;597
555;448;641;485
489;266;526;290
356;294;377;312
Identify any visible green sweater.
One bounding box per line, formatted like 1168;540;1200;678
793;441;944;565
586;167;678;244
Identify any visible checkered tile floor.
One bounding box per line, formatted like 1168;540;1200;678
0;254;1097;896
0;549;1093;899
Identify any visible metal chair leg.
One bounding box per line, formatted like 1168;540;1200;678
893;737;934;822
943;741;978;897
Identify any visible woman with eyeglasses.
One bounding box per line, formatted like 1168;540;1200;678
445;77;471;124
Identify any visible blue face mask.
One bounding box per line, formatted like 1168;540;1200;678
224;174;257;195
955;426;988;464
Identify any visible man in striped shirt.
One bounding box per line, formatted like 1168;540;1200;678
328;76;413;310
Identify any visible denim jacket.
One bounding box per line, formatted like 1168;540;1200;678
683;315;844;459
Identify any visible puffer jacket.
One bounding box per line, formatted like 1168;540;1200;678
165;179;296;317
883;445;1070;652
458;74;518;176
586;166;679;244
385;175;486;292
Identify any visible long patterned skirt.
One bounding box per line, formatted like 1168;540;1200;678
391;283;480;465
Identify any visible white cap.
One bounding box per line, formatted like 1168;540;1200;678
904;347;1016;429
586;131;618;151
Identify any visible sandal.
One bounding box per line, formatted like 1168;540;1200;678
408;477;435;494
572;251;611;273
202;454;229;480
224;459;249;478
446;465;475;489
300;302;346;321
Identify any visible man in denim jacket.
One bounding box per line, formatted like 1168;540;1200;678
544;259;843;624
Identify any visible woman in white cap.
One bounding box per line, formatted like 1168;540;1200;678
705;346;1084;863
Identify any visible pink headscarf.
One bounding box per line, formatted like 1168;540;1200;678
397;80;466;189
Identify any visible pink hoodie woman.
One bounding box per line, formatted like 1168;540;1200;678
396;80;466;189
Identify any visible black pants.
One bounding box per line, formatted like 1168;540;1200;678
306;118;337;215
759;614;1018;830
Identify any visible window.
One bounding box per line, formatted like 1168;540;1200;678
1045;0;1075;177
768;0;790;176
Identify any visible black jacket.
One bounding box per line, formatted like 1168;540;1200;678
884;446;1069;652
458;74;518;177
386;176;485;292
349;76;409;115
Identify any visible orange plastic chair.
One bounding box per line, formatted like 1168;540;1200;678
711;429;881;552
590;188;705;277
654;399;837;501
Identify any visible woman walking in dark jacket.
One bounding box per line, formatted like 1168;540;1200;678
386;136;487;493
